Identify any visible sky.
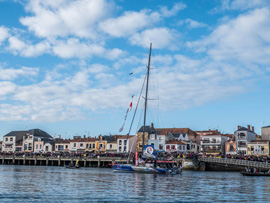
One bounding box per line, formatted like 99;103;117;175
0;0;270;139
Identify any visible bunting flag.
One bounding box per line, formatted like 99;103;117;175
129;95;134;112
119;95;134;132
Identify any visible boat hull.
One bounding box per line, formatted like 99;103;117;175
113;164;174;174
241;172;270;176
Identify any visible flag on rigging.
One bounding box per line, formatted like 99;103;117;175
119;95;134;132
129;95;134;112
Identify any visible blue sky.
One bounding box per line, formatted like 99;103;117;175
0;0;270;139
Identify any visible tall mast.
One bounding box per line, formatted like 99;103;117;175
142;43;152;153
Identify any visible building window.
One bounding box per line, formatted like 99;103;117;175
159;144;163;150
159;137;163;142
230;144;234;151
36;144;38;149
110;144;112;149
40;144;42;149
124;140;127;145
179;145;182;150
5;138;8;142
119;146;122;152
56;145;58;149
119;140;122;145
74;143;76;147
86;144;89;148
150;134;155;140
166;145;170;150
93;144;95;148
172;145;175;150
183;146;185;150
261;146;265;153
80;143;83;147
10;138;13;142
99;144;103;149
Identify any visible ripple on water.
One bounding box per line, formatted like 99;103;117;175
1;165;270;202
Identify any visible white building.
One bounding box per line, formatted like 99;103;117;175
2;131;26;152
148;129;174;151
23;129;53;152
117;135;137;153
235;125;256;155
106;140;117;153
165;140;187;153
201;134;228;154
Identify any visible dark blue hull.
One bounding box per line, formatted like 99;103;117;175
113;164;170;174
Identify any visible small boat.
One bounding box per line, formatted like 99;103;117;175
241;172;270;176
65;160;80;169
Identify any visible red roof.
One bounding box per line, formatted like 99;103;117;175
70;138;98;142
156;128;197;136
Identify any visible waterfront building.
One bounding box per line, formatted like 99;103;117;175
23;129;53;152
70;137;87;152
55;140;70;152
165;140;187;153
85;138;98;152
156;128;200;153
225;135;236;155
43;141;55;152
95;135;112;153
261;126;270;140
34;140;44;153
247;140;270;155
148;129;174;151
136;124;156;152
117;135;137;153
2;131;26;152
201;133;230;154
106;139;117;153
235;125;256;155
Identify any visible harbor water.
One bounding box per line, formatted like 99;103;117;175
0;165;270;202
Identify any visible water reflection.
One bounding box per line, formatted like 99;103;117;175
1;165;270;202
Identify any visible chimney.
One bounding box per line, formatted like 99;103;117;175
151;123;154;128
247;125;250;131
84;135;86;138
252;126;254;132
237;125;241;130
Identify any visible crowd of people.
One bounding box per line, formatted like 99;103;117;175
1;151;270;163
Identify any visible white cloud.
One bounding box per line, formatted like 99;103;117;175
178;19;209;29
129;27;180;50
0;82;16;97
7;36;50;57
0;66;39;80
212;0;269;12
159;2;186;17
0;26;9;44
52;38;124;59
99;10;160;37
187;8;270;65
20;0;114;39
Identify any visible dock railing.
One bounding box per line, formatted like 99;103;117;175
198;157;270;169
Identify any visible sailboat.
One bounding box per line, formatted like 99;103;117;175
113;44;181;175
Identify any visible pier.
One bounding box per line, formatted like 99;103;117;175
198;157;270;171
0;155;128;168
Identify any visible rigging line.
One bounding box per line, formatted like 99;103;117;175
126;75;147;160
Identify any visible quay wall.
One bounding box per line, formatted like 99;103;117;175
1;156;259;171
0;156;128;168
